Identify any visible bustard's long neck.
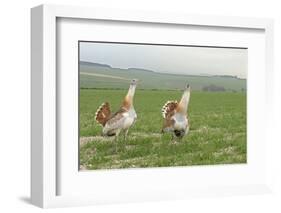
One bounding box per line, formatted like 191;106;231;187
122;84;136;110
178;88;190;114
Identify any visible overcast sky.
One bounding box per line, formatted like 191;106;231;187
80;42;247;78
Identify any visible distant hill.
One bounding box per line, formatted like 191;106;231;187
79;61;246;91
80;61;112;68
127;67;155;73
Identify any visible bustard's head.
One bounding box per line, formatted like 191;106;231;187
184;84;190;91
130;79;138;86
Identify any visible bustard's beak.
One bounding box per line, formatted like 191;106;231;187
185;84;190;90
130;79;139;86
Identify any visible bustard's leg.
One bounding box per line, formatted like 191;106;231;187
114;129;121;140
171;134;174;141
171;134;176;144
124;128;129;141
114;129;121;153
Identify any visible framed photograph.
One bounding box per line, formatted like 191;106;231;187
31;4;274;208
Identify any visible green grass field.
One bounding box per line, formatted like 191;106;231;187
79;88;247;170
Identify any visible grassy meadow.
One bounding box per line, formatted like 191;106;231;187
79;88;247;170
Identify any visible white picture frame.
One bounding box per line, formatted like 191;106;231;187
31;4;274;208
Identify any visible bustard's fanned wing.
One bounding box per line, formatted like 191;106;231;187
161;101;178;118
95;102;111;126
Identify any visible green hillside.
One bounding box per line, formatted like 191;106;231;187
79;62;246;91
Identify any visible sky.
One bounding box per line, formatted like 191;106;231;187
79;42;247;79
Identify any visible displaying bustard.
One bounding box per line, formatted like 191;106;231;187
95;79;138;140
161;84;191;142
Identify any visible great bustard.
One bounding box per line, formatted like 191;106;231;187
161;84;191;143
95;79;138;140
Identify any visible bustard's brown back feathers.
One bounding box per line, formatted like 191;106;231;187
161;101;178;118
95;102;111;126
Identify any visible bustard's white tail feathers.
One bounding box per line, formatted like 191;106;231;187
161;100;178;118
95;102;111;126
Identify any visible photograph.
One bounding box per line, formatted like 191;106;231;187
79;41;247;170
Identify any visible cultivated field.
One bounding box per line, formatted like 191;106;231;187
80;62;246;91
79;88;247;170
